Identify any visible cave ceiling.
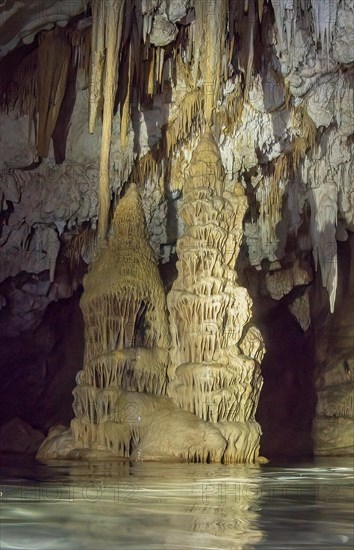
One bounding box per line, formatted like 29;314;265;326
0;0;353;335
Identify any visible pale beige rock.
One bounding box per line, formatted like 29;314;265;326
167;129;264;462
36;425;76;460
240;325;266;364
149;15;178;47
38;137;265;464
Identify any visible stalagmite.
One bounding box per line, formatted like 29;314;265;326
167;129;265;462
37;148;266;464
70;183;170;454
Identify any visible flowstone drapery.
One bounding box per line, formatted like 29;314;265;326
167;129;265;462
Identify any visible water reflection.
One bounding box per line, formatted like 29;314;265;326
0;456;353;549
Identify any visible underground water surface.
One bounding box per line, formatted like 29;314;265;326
0;454;353;549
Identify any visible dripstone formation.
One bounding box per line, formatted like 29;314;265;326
72;183;170;454
168;130;265;462
37;132;265;464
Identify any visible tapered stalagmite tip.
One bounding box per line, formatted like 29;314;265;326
191;128;221;163
186;128;225;195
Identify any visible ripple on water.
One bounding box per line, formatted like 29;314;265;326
0;455;353;549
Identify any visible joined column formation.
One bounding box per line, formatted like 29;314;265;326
38;135;266;463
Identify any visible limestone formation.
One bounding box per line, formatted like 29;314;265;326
288;289;311;331
167;129;264;463
0;417;44;455
70;183;170;454
38;145;265;463
265;260;313;301
36;181;229;462
312;236;354;455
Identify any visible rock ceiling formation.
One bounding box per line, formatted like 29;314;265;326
0;0;353;459
0;0;353;310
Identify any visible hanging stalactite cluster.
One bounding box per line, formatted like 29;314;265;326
0;1;270;233
1;0;347;312
0;24;91;156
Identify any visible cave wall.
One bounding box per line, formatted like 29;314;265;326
0;289;84;432
311;234;354;455
0;0;353;457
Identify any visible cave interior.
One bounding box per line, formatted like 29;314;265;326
0;0;353;464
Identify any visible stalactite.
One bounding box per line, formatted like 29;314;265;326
69;26;91;76
253;100;318;267
244;0;257;100
88;0;105;133
271;0;338;66
0;49;37;116
131;149;163;186
120;42;132;149
165;90;203;155
271;0;287;51
37;30;71;158
95;0;126;244
258;0;265;21
218;79;244;135
291;103;317;167
147;47;156;96
64;227;96;271
193;0;228;123
309;189;338;313
311;0;337;60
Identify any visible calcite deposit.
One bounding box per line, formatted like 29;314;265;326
38;162;264;463
0;0;353;459
167;129;264;462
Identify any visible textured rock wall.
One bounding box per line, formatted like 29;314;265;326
0;290;84;438
311;234;354;455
